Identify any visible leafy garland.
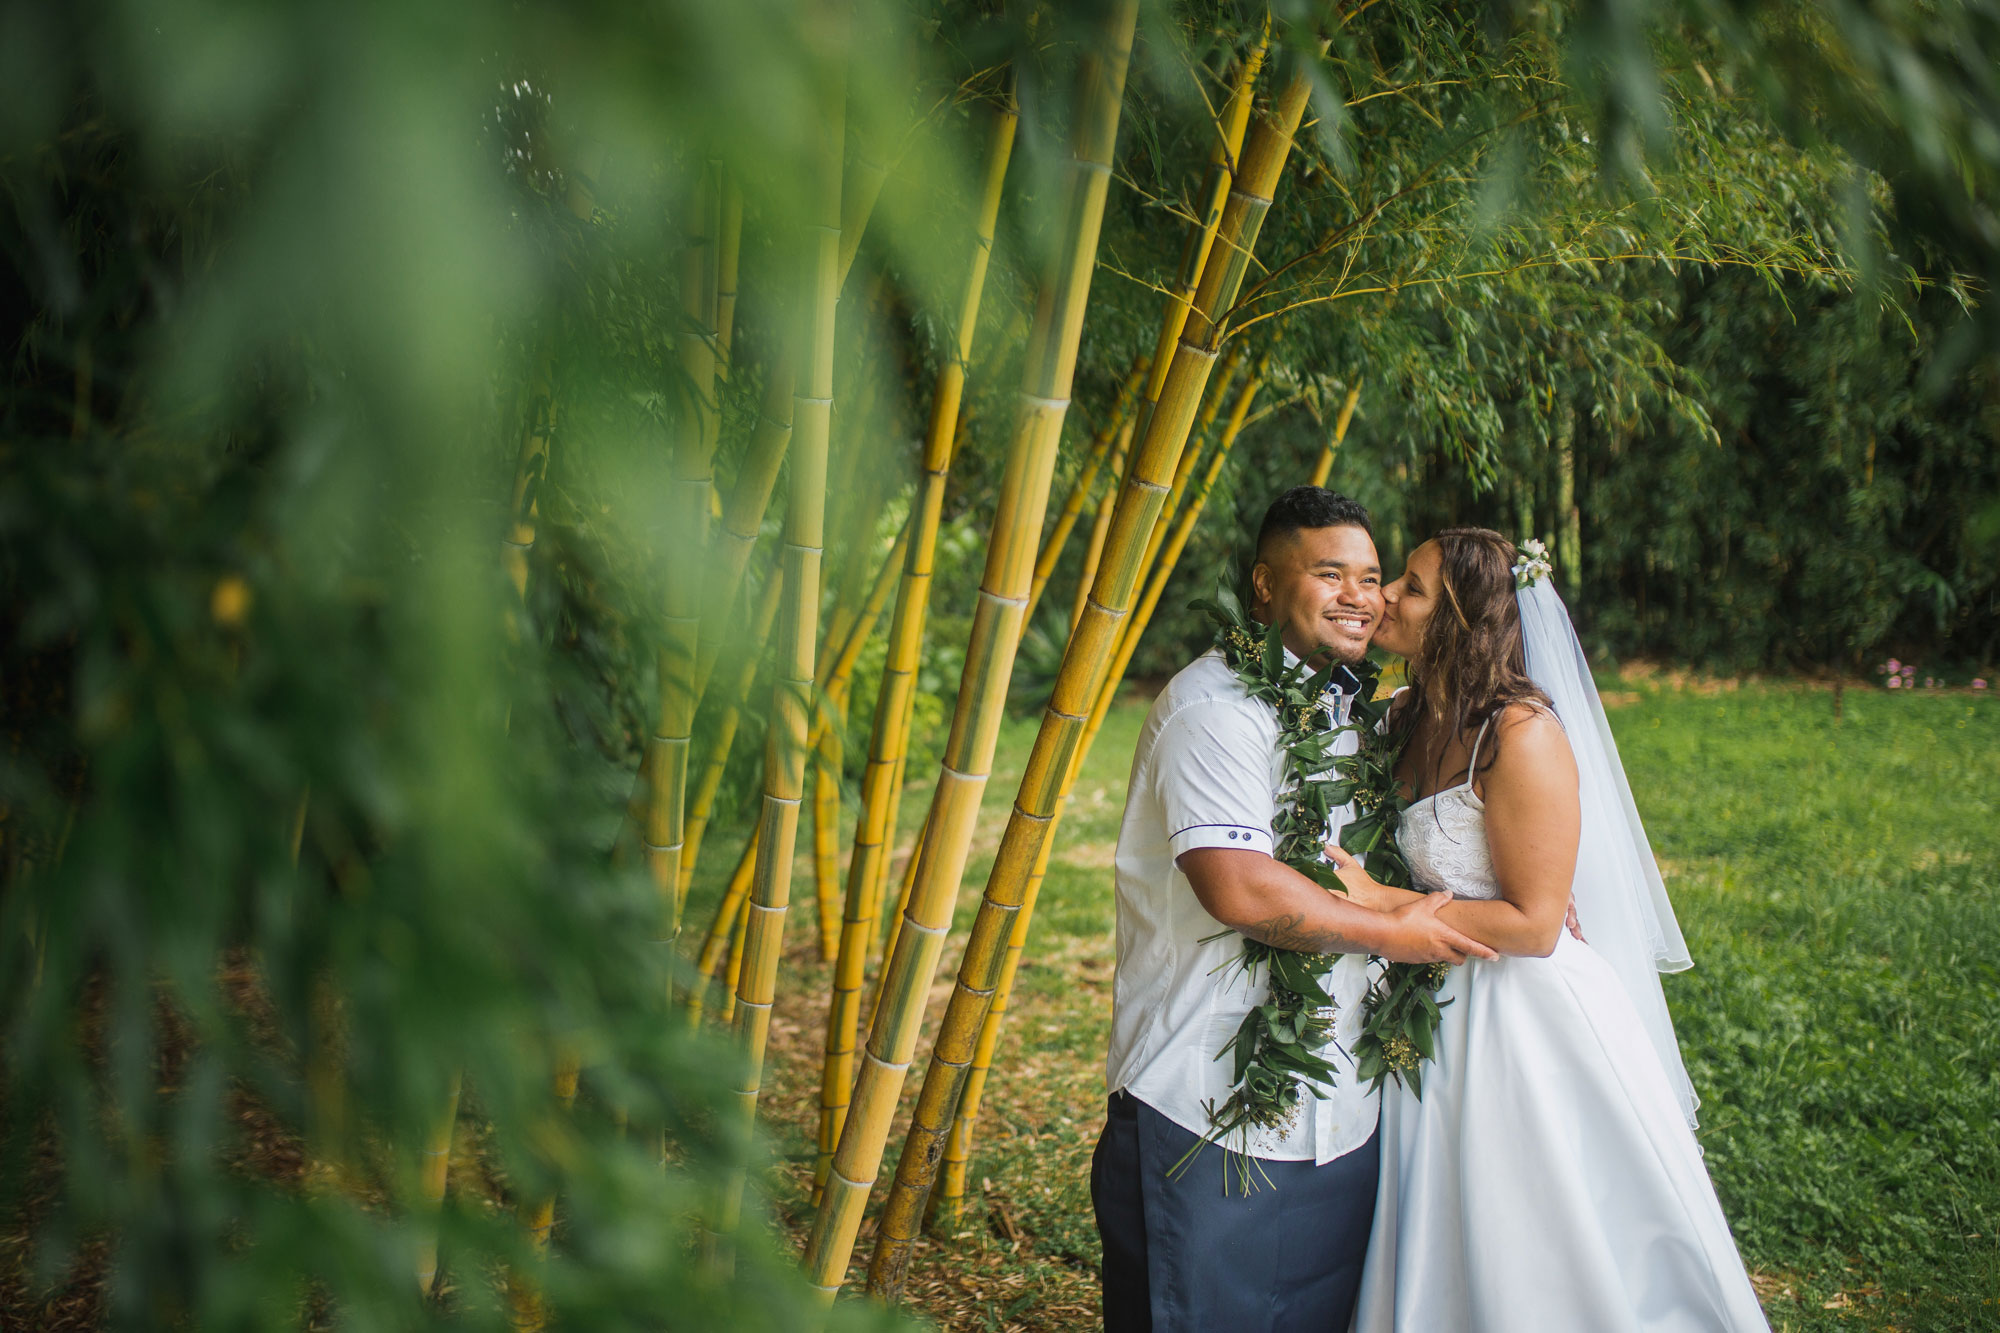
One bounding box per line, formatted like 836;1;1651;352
1187;589;1454;1164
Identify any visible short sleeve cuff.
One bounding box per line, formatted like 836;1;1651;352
1169;823;1274;857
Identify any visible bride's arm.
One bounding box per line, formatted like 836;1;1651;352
1329;705;1580;957
1457;706;1579;955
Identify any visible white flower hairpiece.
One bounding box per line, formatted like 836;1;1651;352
1511;537;1553;589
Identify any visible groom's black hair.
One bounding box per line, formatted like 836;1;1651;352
1253;486;1373;565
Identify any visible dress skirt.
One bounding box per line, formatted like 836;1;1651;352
1352;930;1769;1332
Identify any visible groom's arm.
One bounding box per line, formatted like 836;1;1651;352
1178;848;1497;965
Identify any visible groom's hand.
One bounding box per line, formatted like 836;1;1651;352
1376;891;1498;966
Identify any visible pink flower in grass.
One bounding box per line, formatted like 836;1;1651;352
1887;677;1902;689
1976;679;1990;690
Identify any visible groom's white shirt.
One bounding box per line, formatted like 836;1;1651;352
1105;647;1379;1165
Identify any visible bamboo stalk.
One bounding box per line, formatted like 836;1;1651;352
720;858;754;1025
691;523;900;1013
690;127;886;707
862;410;974;990
501;355;555;613
642;163;725;945
1132;26;1268;444
935;368;1265;1214
678;572;784;908
801;3;1139;1300
864;51;1320;1301
480;147;604;1321
1131;342;1243;596
1104;362;1264;687
1020;358;1147;636
717;6;848;1245
689;816;761;1028
511;1052;581;1327
414;1072;462;1295
864;809;924;1033
1068;411;1134;634
839;150;892;288
811;521;911;960
809;744;844;964
932;803;1058;1220
693;366;795;705
715;177;743;379
814;100;1018;1194
1310;378;1362;487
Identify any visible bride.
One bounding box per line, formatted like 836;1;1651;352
1326;527;1769;1332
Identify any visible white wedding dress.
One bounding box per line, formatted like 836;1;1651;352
1351;720;1770;1332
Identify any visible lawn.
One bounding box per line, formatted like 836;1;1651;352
686;673;2000;1332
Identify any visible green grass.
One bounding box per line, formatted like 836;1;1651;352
689;677;2000;1331
1612;675;2000;1331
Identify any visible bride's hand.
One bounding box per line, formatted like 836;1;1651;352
1322;843;1389;906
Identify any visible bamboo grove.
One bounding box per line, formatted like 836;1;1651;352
10;0;1994;1327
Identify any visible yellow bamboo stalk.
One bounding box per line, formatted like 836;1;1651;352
501;356;555;611
811;521;911;960
511;1052;581;1327
1132;26;1268;442
1104;362;1264;683
839;150;892;287
690;133;886;707
414;1072;462;1295
721;853;756;1025
717;7;847;1244
1020;358;1147;635
642;164;724;944
802;2;1139;1299
864;809;924;1033
1131;341;1243;593
689;820;759;1028
813;100;1018;1194
694;816;760;979
932;804;1058;1219
1310;378;1362;487
935;367;1263;1215
690;525;899;1013
715;177;743;379
861;409;973;990
690;367;795;708
1068;411;1134;634
678;572;785;904
499;140;602;610
481;147;604;1320
864;52;1320;1301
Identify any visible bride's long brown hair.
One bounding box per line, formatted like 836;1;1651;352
1403;527;1549;789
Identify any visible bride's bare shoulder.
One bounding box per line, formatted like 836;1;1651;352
1488;701;1575;781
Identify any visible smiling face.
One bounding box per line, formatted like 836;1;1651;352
1374;539;1443;660
1248;523;1383;665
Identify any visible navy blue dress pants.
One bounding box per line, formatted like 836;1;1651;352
1090;1090;1378;1332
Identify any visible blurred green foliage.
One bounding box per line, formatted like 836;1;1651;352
3;0;1998;1325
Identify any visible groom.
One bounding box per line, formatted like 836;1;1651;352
1090;487;1493;1331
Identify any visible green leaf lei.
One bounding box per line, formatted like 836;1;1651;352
1186;589;1455;1164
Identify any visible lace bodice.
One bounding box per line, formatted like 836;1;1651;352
1400;786;1501;900
1397;714;1502;900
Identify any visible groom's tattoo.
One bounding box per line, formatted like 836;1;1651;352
1246;912;1362;955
